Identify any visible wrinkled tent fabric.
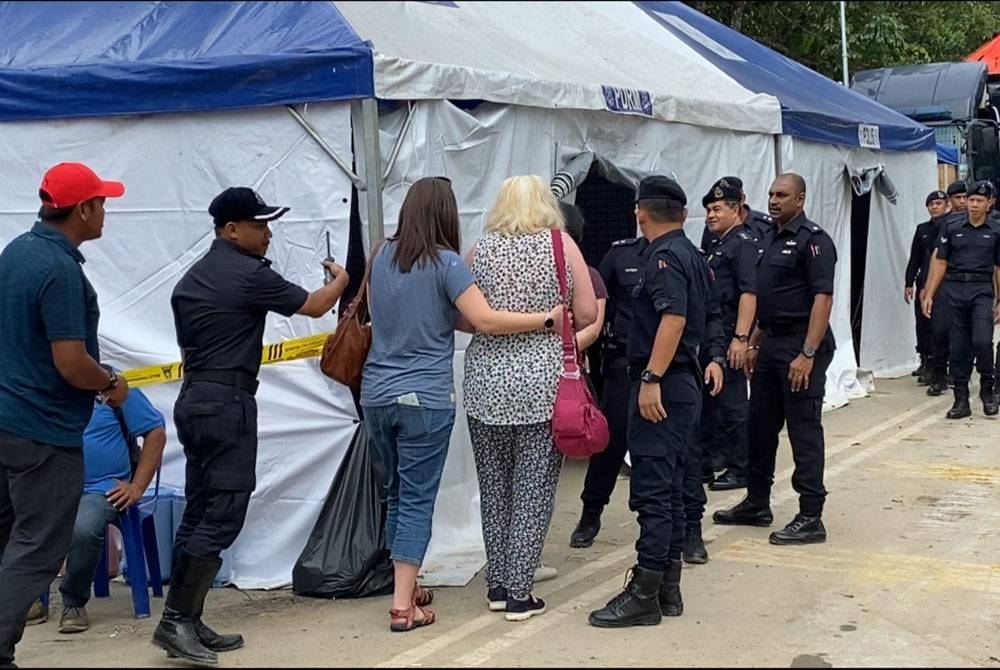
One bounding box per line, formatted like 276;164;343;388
0;1;373;120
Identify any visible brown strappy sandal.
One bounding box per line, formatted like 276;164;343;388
413;584;434;607
389;604;436;632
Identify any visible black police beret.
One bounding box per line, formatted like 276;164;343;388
925;190;947;205
702;177;743;208
968;180;995;199
209;187;289;226
719;175;743;192
635;176;686;206
946;180;968;197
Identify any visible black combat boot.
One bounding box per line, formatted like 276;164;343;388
659;559;684;616
769;514;827;545
151;552;218;666
569;507;602;548
946;386;972;420
916;355;931;385
911;355;925;377
712;496;773;526
926;366;947;396
588;566;663;628
980;376;998;417
681;523;708;565
191;559;244;652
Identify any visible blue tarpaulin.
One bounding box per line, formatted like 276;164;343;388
936;143;959;165
0;1;373;121
636;1;936;152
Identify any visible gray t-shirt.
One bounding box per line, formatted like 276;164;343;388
360;242;476;409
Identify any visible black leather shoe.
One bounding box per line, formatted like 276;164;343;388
681;523;708;565
195;619;244;653
712;497;773;526
658;559;683;616
588;566;663;628
152;608;217;666
708;470;747;491
570;508;602;548
769;514;827;545
926;380;945;396
980;379;998;417
947;392;971;420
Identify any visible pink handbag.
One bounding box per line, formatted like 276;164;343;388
549;229;610;459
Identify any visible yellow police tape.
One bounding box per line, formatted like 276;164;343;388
120;332;331;388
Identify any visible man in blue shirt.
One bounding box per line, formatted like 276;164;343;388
0;163;129;668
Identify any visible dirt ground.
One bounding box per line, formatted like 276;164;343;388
16;377;1000;668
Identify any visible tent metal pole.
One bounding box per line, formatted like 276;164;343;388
383;101;415;182
839;1;849;86
773;134;783;177
360;97;385;250
285;105;365;191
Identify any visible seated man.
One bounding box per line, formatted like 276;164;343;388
31;385;165;633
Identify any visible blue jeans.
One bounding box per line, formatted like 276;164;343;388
59;493;119;607
365;403;455;566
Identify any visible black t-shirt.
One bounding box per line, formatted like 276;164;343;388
756;212;836;328
171;239;309;377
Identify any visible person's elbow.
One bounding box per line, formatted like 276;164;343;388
574;298;598;330
51;340;89;386
472;312;507;335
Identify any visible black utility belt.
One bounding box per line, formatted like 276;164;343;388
627;361;698;382
761;322;809;337
945;272;994;283
184;370;259;395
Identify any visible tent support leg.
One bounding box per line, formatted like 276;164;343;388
773;134;783;177
383;101;416;182
286;105;365;191
359;97;385;252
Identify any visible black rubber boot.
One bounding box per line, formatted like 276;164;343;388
946;387;972;420
681;523;708;565
916;355;931;385
569;507;602;548
190;557;244;652
980;376;998;417
926;366;947;396
588;566;663;628
911;355;924;377
151;552;218;666
659;559;683;616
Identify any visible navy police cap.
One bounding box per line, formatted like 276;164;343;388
702;177;743;208
925;190;947;205
635;175;686;207
968;180;995;199
946;180;968;197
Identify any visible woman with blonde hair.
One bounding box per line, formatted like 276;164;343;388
462;175;598;621
362;176;562;632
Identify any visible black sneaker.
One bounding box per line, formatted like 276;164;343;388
769;514;827;545
505;595;546;622
487;586;508;612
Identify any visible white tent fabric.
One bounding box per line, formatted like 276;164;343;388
335;1;782;134
0;102;360;589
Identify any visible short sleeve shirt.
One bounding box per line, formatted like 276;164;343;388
361;243;476;409
0;223;101;447
936;216;1000;274
83;389;165;494
598;238;643;346
588;266;609;300
705;224;760;327
171;239;309;377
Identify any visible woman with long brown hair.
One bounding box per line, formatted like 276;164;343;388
361;177;561;632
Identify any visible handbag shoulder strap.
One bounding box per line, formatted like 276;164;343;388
550;229;578;373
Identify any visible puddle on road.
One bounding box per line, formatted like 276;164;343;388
791;654;833;668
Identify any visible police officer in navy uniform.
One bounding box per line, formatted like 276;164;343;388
589;176;720;628
713;173;837;546
921;180;1000;419
699;175;772;251
904;190;950;383
570;235;643;548
152;187;350;664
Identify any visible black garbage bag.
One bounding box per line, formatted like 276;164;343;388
292;421;394;598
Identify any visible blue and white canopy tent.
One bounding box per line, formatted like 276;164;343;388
0;0;936;590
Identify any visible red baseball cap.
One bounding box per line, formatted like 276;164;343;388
39;162;125;208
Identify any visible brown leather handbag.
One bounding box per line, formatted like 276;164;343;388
320;240;384;391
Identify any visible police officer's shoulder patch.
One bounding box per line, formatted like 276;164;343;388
612;237;640;247
737;230;751;241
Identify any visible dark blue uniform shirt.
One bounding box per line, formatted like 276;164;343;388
756;212;837;329
700;207;772;251
627;229;713;370
936;215;1000;275
598;237;644;348
705;224;760;332
906;216;948;289
0;223;100;447
171;239;309;378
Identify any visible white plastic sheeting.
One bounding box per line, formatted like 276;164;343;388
335;1;782;135
0;102;363;590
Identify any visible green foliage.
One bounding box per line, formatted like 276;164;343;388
685;1;1000;80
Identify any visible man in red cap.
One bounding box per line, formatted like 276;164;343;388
0;162;129;668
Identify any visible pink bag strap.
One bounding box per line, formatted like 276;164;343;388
550;229;578;374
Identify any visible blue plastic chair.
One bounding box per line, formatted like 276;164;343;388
93;471;163;618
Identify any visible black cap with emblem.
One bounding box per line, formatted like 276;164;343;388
925;190;947;205
702;177;743;208
946;180;968;197
209;187;290;227
635;175;686;207
968;180;995;199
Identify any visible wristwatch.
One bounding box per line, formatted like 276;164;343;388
544;314;555;329
711;355;727;367
100;369;119;393
640;369;663;384
801;344;817;359
734;333;749;343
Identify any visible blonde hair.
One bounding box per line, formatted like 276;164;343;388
484;175;565;236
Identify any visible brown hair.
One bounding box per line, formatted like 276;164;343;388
390;177;461;273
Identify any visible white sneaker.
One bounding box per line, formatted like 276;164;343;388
533;563;558;582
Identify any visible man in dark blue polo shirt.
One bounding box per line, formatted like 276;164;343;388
0;162;128;668
152;187;349;665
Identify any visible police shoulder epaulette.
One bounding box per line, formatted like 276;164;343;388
737;230;751;241
611;237;640;247
809;223;823;234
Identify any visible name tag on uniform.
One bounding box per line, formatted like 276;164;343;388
785;240;797;246
781;248;795;255
625;268;639;273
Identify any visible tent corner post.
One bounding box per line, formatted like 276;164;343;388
773;135;783;177
360;97;384;252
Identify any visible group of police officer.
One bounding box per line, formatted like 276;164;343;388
905;179;1000;420
583;172;838;628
